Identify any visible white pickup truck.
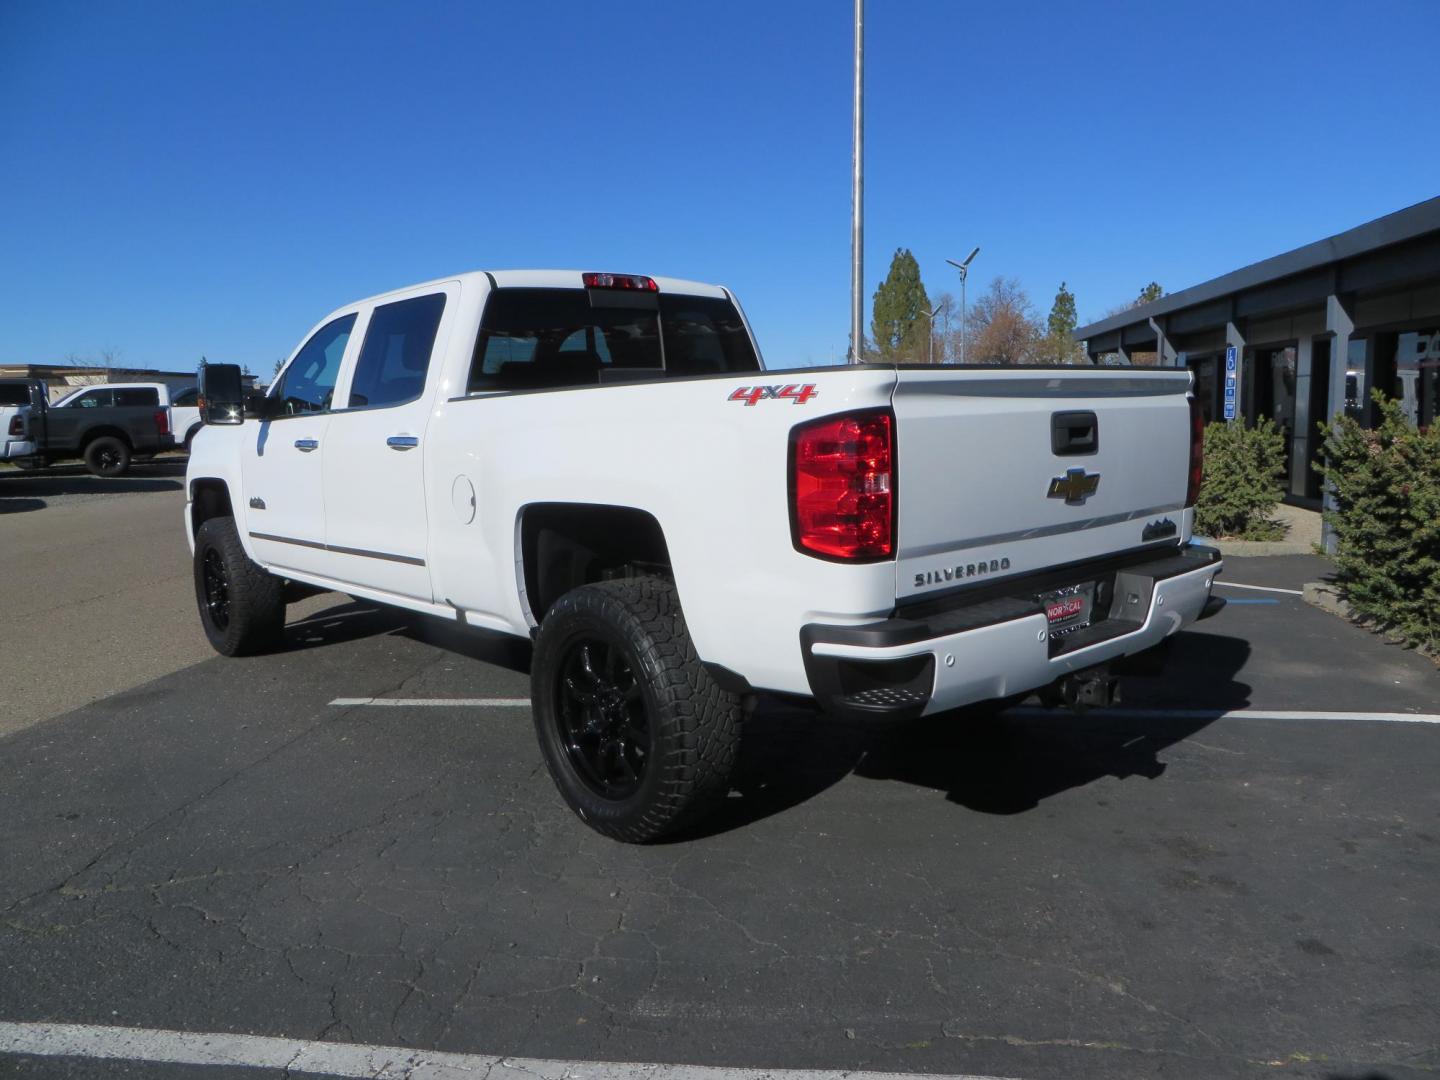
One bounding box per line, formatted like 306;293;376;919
186;270;1223;841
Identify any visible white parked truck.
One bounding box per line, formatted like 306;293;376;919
186;270;1223;841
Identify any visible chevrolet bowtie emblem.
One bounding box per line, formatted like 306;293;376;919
1047;467;1101;505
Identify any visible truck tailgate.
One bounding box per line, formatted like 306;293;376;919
891;367;1193;603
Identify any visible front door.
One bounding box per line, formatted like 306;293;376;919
322;288;452;601
243;314;356;578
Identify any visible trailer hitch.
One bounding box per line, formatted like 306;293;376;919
1041;664;1121;713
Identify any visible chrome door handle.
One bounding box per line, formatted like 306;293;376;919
294;438;319;452
386;435;419;451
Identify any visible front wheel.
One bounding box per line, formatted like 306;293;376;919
84;436;131;477
193;516;286;655
531;577;742;843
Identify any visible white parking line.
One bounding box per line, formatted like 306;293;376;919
0;1022;1020;1080
327;698;1440;726
1212;581;1304;596
330;698;1439;726
330;697;531;707
1007;707;1440;725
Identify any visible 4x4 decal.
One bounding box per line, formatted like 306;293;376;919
728;383;819;406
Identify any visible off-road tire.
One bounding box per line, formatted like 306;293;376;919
193;515;286;656
531;577;742;843
84;436;131;477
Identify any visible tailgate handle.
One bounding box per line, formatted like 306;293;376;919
1051;411;1098;456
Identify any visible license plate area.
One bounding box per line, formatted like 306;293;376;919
1039;581;1096;639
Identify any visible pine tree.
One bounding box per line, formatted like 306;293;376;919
1040;281;1081;364
870;249;931;361
1135;281;1164;306
1048;282;1078;341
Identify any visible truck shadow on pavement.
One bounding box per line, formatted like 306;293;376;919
276;601;1253;838
0;461;186;500
686;630;1253;837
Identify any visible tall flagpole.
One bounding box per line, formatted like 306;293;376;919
849;0;864;363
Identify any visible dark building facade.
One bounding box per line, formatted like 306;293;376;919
1075;198;1440;506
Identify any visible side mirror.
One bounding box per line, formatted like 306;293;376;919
198;364;245;425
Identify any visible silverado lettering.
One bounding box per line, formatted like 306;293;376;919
914;558;1012;588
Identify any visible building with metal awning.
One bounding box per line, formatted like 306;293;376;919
1074;197;1440;508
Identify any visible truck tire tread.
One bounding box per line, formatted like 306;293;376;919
194;516;286;656
532;576;741;843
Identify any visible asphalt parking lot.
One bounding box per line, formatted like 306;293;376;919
0;463;331;736
2;484;1438;1080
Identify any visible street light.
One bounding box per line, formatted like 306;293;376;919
946;247;980;364
919;300;946;364
849;0;864;363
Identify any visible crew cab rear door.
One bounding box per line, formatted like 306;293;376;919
889;366;1194;605
321;283;455;602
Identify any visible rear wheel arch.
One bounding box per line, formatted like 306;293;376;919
78;425;131;451
518;503;673;624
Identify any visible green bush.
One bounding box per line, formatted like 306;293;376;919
1193;418;1287;540
1319;394;1440;654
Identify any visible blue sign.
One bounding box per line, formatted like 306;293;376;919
1223;345;1241;421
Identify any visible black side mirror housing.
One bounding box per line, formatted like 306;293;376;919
199;364;246;425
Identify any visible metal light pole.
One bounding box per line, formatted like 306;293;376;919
920;301;945;364
849;0;864;363
946;247;980;364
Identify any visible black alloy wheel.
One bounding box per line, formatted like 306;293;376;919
202;547;231;631
555;637;650;799
84;435;131;477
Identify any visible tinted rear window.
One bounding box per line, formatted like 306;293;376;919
0;385;29;406
467;288;759;392
67;389;114;408
114;387;160;407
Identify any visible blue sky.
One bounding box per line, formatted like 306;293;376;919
2;0;1437;374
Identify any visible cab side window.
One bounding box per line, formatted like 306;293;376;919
270;315;356;416
114;387;160;407
73;389;114;408
171;388;199;407
346;294;447;409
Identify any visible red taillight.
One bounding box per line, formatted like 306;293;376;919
582;272;658;291
790;410;895;560
1185;397;1204;507
154;409;170;436
7;415;22;437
